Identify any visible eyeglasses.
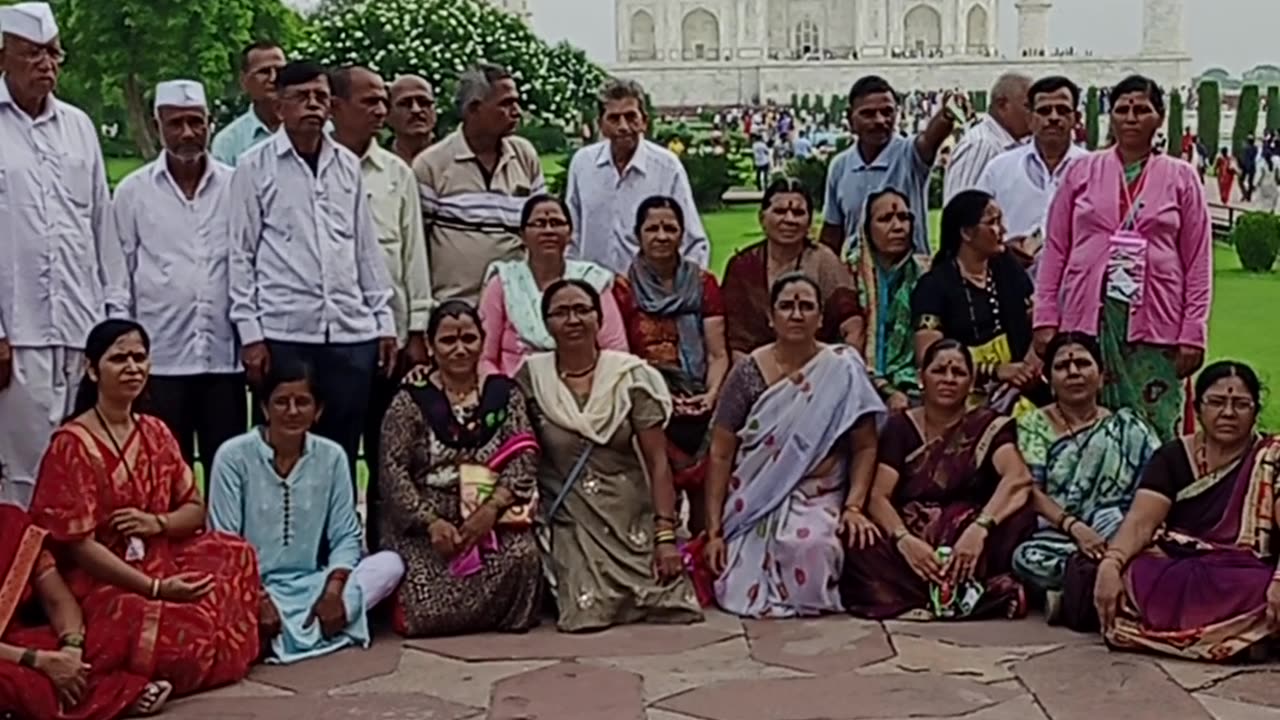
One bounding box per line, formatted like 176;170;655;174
14;44;64;64
526;218;569;230
1033;104;1075;118
546;304;596;321
1202;396;1257;413
397;96;435;110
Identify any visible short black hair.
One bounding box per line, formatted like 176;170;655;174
1027;76;1081;108
276;61;329;91
260;360;320;408
1109;75;1165;116
329;64;375;100
848;75;896;107
240;41;282;73
541;278;602;325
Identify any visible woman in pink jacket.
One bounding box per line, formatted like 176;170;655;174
1033;75;1212;442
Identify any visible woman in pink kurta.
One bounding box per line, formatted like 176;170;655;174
479;196;629;377
1033;76;1212;442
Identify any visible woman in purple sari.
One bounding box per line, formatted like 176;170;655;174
703;272;885;618
843;339;1036;620
1091;361;1280;661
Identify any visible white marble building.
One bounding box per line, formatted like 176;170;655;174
611;0;1193;107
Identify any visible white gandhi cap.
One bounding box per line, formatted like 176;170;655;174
0;2;59;45
154;80;207;112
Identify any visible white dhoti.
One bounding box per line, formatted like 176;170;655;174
0;346;82;509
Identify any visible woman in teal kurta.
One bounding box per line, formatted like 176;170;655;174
208;363;405;664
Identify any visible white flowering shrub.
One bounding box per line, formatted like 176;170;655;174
298;0;605;128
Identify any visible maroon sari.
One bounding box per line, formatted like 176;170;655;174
842;409;1035;619
0;504;147;720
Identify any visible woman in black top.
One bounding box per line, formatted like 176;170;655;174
911;190;1040;413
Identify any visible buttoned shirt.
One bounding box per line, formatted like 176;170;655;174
565;139;709;275
414;129;545;303
977;142;1089;239
228;131;394;346
943;114;1025;204
109;155;239;375
210;107;275;167
824;135;932;254
359;142;433;342
0;81;126;348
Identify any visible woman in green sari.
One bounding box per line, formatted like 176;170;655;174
1012;332;1160;609
844;188;929;411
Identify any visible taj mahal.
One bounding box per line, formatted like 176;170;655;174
607;0;1192;107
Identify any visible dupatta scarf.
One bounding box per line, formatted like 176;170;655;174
488;259;615;351
626;255;707;385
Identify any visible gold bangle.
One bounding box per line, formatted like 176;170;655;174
155;513;169;534
150;578;160;599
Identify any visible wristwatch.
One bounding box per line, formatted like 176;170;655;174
974;514;997;531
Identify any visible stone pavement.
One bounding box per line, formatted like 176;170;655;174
160;611;1280;719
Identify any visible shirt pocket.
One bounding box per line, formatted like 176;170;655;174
323;183;359;240
59;155;94;208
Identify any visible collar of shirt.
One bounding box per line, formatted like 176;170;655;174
361;141;387;171
848;135;906;171
447;129;513;164
980;114;1022;151
0;77;59;124
1023;142;1088;189
151;152;221;198
593;137;649;177
241;107;275;142
271;128;340;172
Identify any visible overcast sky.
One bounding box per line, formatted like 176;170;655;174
527;0;1277;75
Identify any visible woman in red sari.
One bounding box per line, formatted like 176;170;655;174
1214;148;1236;204
29;320;261;700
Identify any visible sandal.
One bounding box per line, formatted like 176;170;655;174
128;681;173;717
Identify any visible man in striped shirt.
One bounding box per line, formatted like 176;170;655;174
413;63;545;303
942;72;1032;204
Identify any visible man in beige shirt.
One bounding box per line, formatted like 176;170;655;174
331;64;432;547
414;62;544;303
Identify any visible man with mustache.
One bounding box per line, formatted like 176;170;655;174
212;41;287;167
107;80;244;476
228;61;396;488
0;2;127;509
387;74;437;166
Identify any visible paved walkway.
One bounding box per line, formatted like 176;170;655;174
161;611;1280;719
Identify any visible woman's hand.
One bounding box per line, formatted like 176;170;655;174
676;393;716;417
996;362;1039;390
885;392;911;413
1094;558;1126;632
259;595;283;639
458;504;500;551
897;535;945;584
35;649;90;709
1174;346;1205;379
305;585;348;639
1068;522;1108;561
109;508;163;538
652;542;684;584
948;525;988;583
839;508;881;550
428;519;464;559
158;572;214;603
1266;578;1280;633
403;365;432;386
703;535;728;577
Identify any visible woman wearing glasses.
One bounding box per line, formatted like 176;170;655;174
479;196;628;377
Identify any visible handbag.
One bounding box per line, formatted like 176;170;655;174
458;432;541;528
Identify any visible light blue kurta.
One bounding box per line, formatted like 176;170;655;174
208;429;369;664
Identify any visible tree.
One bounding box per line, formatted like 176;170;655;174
1167;89;1184;150
799;93;811;112
1268;87;1280;134
789;92;799;109
300;0;605;130
34;0;302;158
1232;84;1261;157
1085;86;1100;150
1198;81;1222;156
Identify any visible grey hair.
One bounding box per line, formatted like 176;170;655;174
597;77;647;115
456;62;513;115
991;72;1033;103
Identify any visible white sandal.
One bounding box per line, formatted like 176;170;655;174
128;681;173;717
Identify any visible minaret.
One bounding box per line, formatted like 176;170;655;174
1014;0;1051;55
1142;0;1186;55
488;0;531;22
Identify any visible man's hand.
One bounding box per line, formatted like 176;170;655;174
404;334;429;371
1174;346;1205;379
305;575;349;639
378;337;399;378
1032;327;1057;359
242;342;270;388
0;338;12;391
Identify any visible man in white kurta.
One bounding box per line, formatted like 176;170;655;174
109;80;244;476
0;2;127;508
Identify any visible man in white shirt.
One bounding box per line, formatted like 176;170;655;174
110;80;243;476
331;64;432;548
565;78;708;275
977;76;1088;276
211;41;286;167
228;61;396;484
943;72;1033;204
386;74;436;167
0;2;126;509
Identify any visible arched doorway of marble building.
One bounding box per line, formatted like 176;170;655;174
629;9;657;60
965;5;989;54
793;18;821;56
903;4;942;53
681;8;720;61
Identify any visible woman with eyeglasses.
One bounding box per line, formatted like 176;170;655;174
1033;75;1212;443
479;195;628;377
912;190;1039;414
845;188;930;411
1086;362;1280;661
721;178;862;362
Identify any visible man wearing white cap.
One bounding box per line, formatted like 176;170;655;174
0;1;128;509
108;80;243;477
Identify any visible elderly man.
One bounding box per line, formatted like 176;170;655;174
331;64;432;548
228;61;396;485
0;2;126;509
565;77;708;274
943;72;1033;203
387;74;437;166
414;62;544;303
109;80;243;476
211;41;287;166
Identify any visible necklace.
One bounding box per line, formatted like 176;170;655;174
93;405;141;486
1055;403;1100;453
957;259;1002;342
558;355;598;380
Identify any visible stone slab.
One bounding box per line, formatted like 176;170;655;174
162;693;478;720
1156;658;1263;692
883;617;1093;648
743;616;895;674
1202;671;1280;708
589;636;806;702
248;639;404;694
331;646;554;707
1016;646;1212;720
182;680;293;699
409;622;733;661
859;634;1059;683
657;672;1019;720
1197;695;1280;720
876;695;1049;720
487;661;645;720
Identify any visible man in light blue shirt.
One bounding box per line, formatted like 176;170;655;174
820;75;961;256
794;130;814;159
211;41;286;166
